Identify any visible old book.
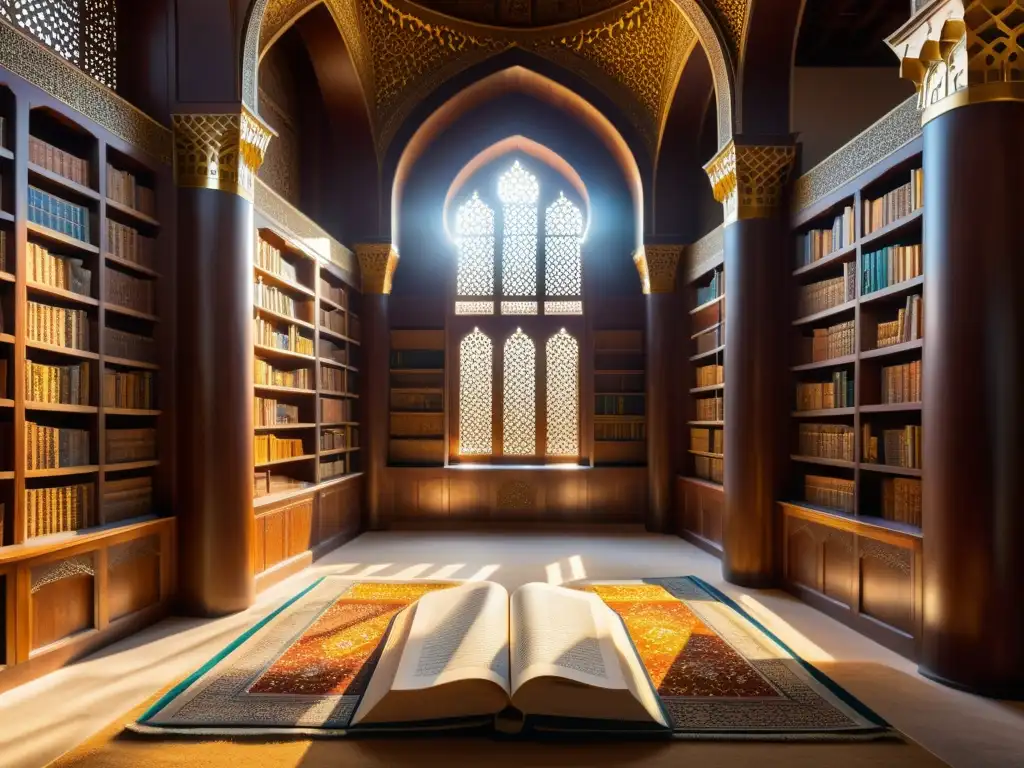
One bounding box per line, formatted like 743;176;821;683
350;581;669;733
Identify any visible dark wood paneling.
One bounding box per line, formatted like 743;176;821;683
859;538;914;636
675;477;724;556
108;553;161;623
31;573;94;652
261;511;287;571
288;500;314;557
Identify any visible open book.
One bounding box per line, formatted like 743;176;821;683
351;581;669;733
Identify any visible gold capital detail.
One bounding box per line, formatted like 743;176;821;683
704;141;796;225
355;243;400;295
633;244;682;294
887;0;1024;125
172;107;275;201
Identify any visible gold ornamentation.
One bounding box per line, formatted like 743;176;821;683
887;0;1024;125
792;96;920;214
634;243;682;294
355;242;400;294
707;0;746;64
172;107;275;202
684;225;723;284
31;555;95;593
255;178;358;277
0;18;172;163
243;0;271;108
704;140;796;224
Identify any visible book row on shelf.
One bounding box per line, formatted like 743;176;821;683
256;238;299;283
254;318;314;355
877;295;923;347
253;471;311;499
883;477;922;526
862;245;922;295
796;371;854;411
106;428;156;463
863;169;923;235
695;270;723;305
798;268;856;317
393;392;443;411
690;428;723;454
106;476;154;523
804;474;855;515
254;434;305;465
319;339;348;365
881;360;922;404
391;350;444;369
255;359;311;389
26;483;94;539
695;325;724;353
695;364;723;387
28;242;92;295
107;165;156;216
801;320;855;363
104;369;155;409
320;308;345;334
321;398;353;423
798;423;855;461
106;269;154;314
321;459;349;481
106;328;156;362
254;397;299;427
25;360;90;405
694;455;723;484
321;367;345;392
795;206;855;268
28;302;89;350
108;220;156;270
29;187;90;242
695;395;723;421
595;421;646;441
862;424;922;469
29;136;89;185
322;428;356;450
320;278;347;308
254;278;300;318
26;422;90;469
595;395;644;416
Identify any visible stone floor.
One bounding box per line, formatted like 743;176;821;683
1;531;1022;767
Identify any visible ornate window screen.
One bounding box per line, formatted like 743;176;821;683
459;329;493;455
503;329;536;456
546;330;579;456
544;193;583;312
0;0;118;89
455;192;495;298
498;161;539;299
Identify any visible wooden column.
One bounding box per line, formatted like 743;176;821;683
173;108;274;616
887;6;1024;695
704;141;795;587
634;245;682;532
354;244;399;530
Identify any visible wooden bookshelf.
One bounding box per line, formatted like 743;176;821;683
389;329;445;466
592;330;645;466
677;255;725;555
0;65;174;693
782;136;925;658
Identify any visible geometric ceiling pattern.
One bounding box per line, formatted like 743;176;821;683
259;0;747;155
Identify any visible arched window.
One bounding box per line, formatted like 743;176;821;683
1;1;118;89
452;159;584;461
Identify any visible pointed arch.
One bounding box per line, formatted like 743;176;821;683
498;161;540;299
544;193;584;299
546;330;580;456
454;192;496;300
459;329;493;455
503;330;536;456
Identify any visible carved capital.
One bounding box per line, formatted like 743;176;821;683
355;243;400;295
172;106;275;201
633;244;682;294
888;0;1024;125
704;141;796;224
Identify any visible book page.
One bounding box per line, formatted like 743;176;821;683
510;582;625;692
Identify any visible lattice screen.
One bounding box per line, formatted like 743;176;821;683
455;192;495;297
546;330;579;456
498;161;538;299
0;0;118;89
459;329;493;455
503;329;536;456
544;192;583;302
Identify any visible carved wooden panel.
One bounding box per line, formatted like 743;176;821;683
261;512;287;571
701;489;723;544
786;520;822;592
107;537;161;622
253;516;266;574
859;537;914;635
31;556;95;651
287;500;314;557
823;530;855;608
319;478;362;544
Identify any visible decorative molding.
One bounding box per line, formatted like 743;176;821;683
792;96;920;214
244;0;272;108
704;140;796;224
108;536;161;570
254;178;358;277
31;554;95;593
887;0;1024;125
859;538;913;575
172;107;276;202
355;242;400;294
684;225;723;283
634;243;682;294
0;18;172;163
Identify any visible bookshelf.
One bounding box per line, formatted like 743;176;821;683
0;66;175;692
592;330;645;466
389;329;445;466
677;254;725;554
782;136;924;657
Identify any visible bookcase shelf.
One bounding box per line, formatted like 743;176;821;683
26;403;98;414
27;281;98;306
792;407;855;418
26;221;99;255
689;344;725;362
28;161;101;202
389;330;445;466
25;466;100;478
791;354;856;372
105;303;158;323
593;330;646;466
860;338;923;360
25;341;99;360
105;355;159;370
792;299;856;326
105;197;159;228
105;253;159;279
860;274;924;305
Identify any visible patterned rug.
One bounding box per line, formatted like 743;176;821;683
132;577;892;740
